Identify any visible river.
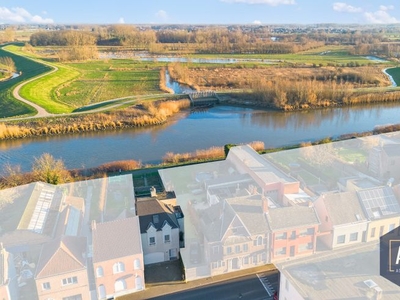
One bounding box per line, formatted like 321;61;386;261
1;102;400;173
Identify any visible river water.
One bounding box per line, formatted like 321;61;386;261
1;103;400;173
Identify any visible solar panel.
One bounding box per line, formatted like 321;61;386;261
27;187;55;233
357;187;400;220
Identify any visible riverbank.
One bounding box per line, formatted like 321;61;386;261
0;98;189;140
1;124;399;190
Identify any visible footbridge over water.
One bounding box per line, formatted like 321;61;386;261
188;91;220;107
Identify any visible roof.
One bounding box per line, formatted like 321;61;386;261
382;144;400;158
225;195;269;235
277;242;400;299
136;199;179;233
357;186;400;220
321;192;367;225
92;216;142;263
54;205;82;237
35;235;86;279
199;201;236;243
227;145;297;184
266;205;320;232
0;230;51;250
63;196;85;212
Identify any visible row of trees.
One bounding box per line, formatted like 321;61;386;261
0;57;16;72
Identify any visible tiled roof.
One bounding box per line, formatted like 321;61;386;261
35;235;86;279
321;192;367;225
226;195;269;235
92;216;142;263
266;205;320;231
136;199;178;233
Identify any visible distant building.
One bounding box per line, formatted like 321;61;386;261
92;217;145;300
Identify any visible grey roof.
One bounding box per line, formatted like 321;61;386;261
92;216;142;263
136;199;179;233
357;186;400;220
321;192;367;225
266;205;320;231
225;195;269;235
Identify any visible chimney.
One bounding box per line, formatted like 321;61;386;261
150;186;157;197
262;196;269;214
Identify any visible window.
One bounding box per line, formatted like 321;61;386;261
164;234;170;243
379;225;385;237
212;246;219;254
243;244;248;252
152;214;159;223
337;235;345;244
226;247;232;254
257;236;263;245
134;259;141;270
243;257;249;264
96;266;104;278
113;262;125;274
42;282;51;290
62;276;78;286
149;236;156;245
115;279;127;292
276;232;287;240
253;255;258;264
235;245;240;253
290;231;296;239
349;232;358;242
98;285;106;299
370;227;376;238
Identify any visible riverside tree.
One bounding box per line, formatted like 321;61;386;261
32;153;71;184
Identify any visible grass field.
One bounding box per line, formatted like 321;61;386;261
58;60;163;107
385;67;400;86
185;46;383;66
0;45;52;118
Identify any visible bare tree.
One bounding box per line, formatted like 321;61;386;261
32;153;71;184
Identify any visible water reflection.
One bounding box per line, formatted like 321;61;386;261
1;103;400;173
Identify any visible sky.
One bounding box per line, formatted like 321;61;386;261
0;0;399;25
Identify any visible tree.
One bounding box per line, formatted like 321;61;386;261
0;163;23;188
0;57;16;72
32;153;71;184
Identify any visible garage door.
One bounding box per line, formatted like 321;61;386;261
144;252;164;265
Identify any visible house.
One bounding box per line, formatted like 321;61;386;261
92;216;144;299
369;144;400;180
34;235;89;300
356;186;400;242
266;204;320;261
136;198;182;265
197;194;270;278
277;242;400;300
0;245;19;300
226;145;300;204
314;191;368;249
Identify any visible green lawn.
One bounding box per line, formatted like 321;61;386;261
0;45;51;117
58;60;163;107
337;147;367;164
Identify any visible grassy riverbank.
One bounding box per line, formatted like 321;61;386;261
0;98;189;140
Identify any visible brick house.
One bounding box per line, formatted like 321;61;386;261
35;235;89;300
92;216;144;300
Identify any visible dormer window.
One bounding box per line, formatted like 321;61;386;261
153;215;159;223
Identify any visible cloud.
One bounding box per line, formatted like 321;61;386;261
118;17;125;24
379;5;394;11
155;10;168;20
0;7;53;23
221;0;295;6
364;8;399;24
332;2;363;13
253;20;262;24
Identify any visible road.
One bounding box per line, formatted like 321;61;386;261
149;271;279;300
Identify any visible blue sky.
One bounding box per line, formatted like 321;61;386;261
0;0;399;25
